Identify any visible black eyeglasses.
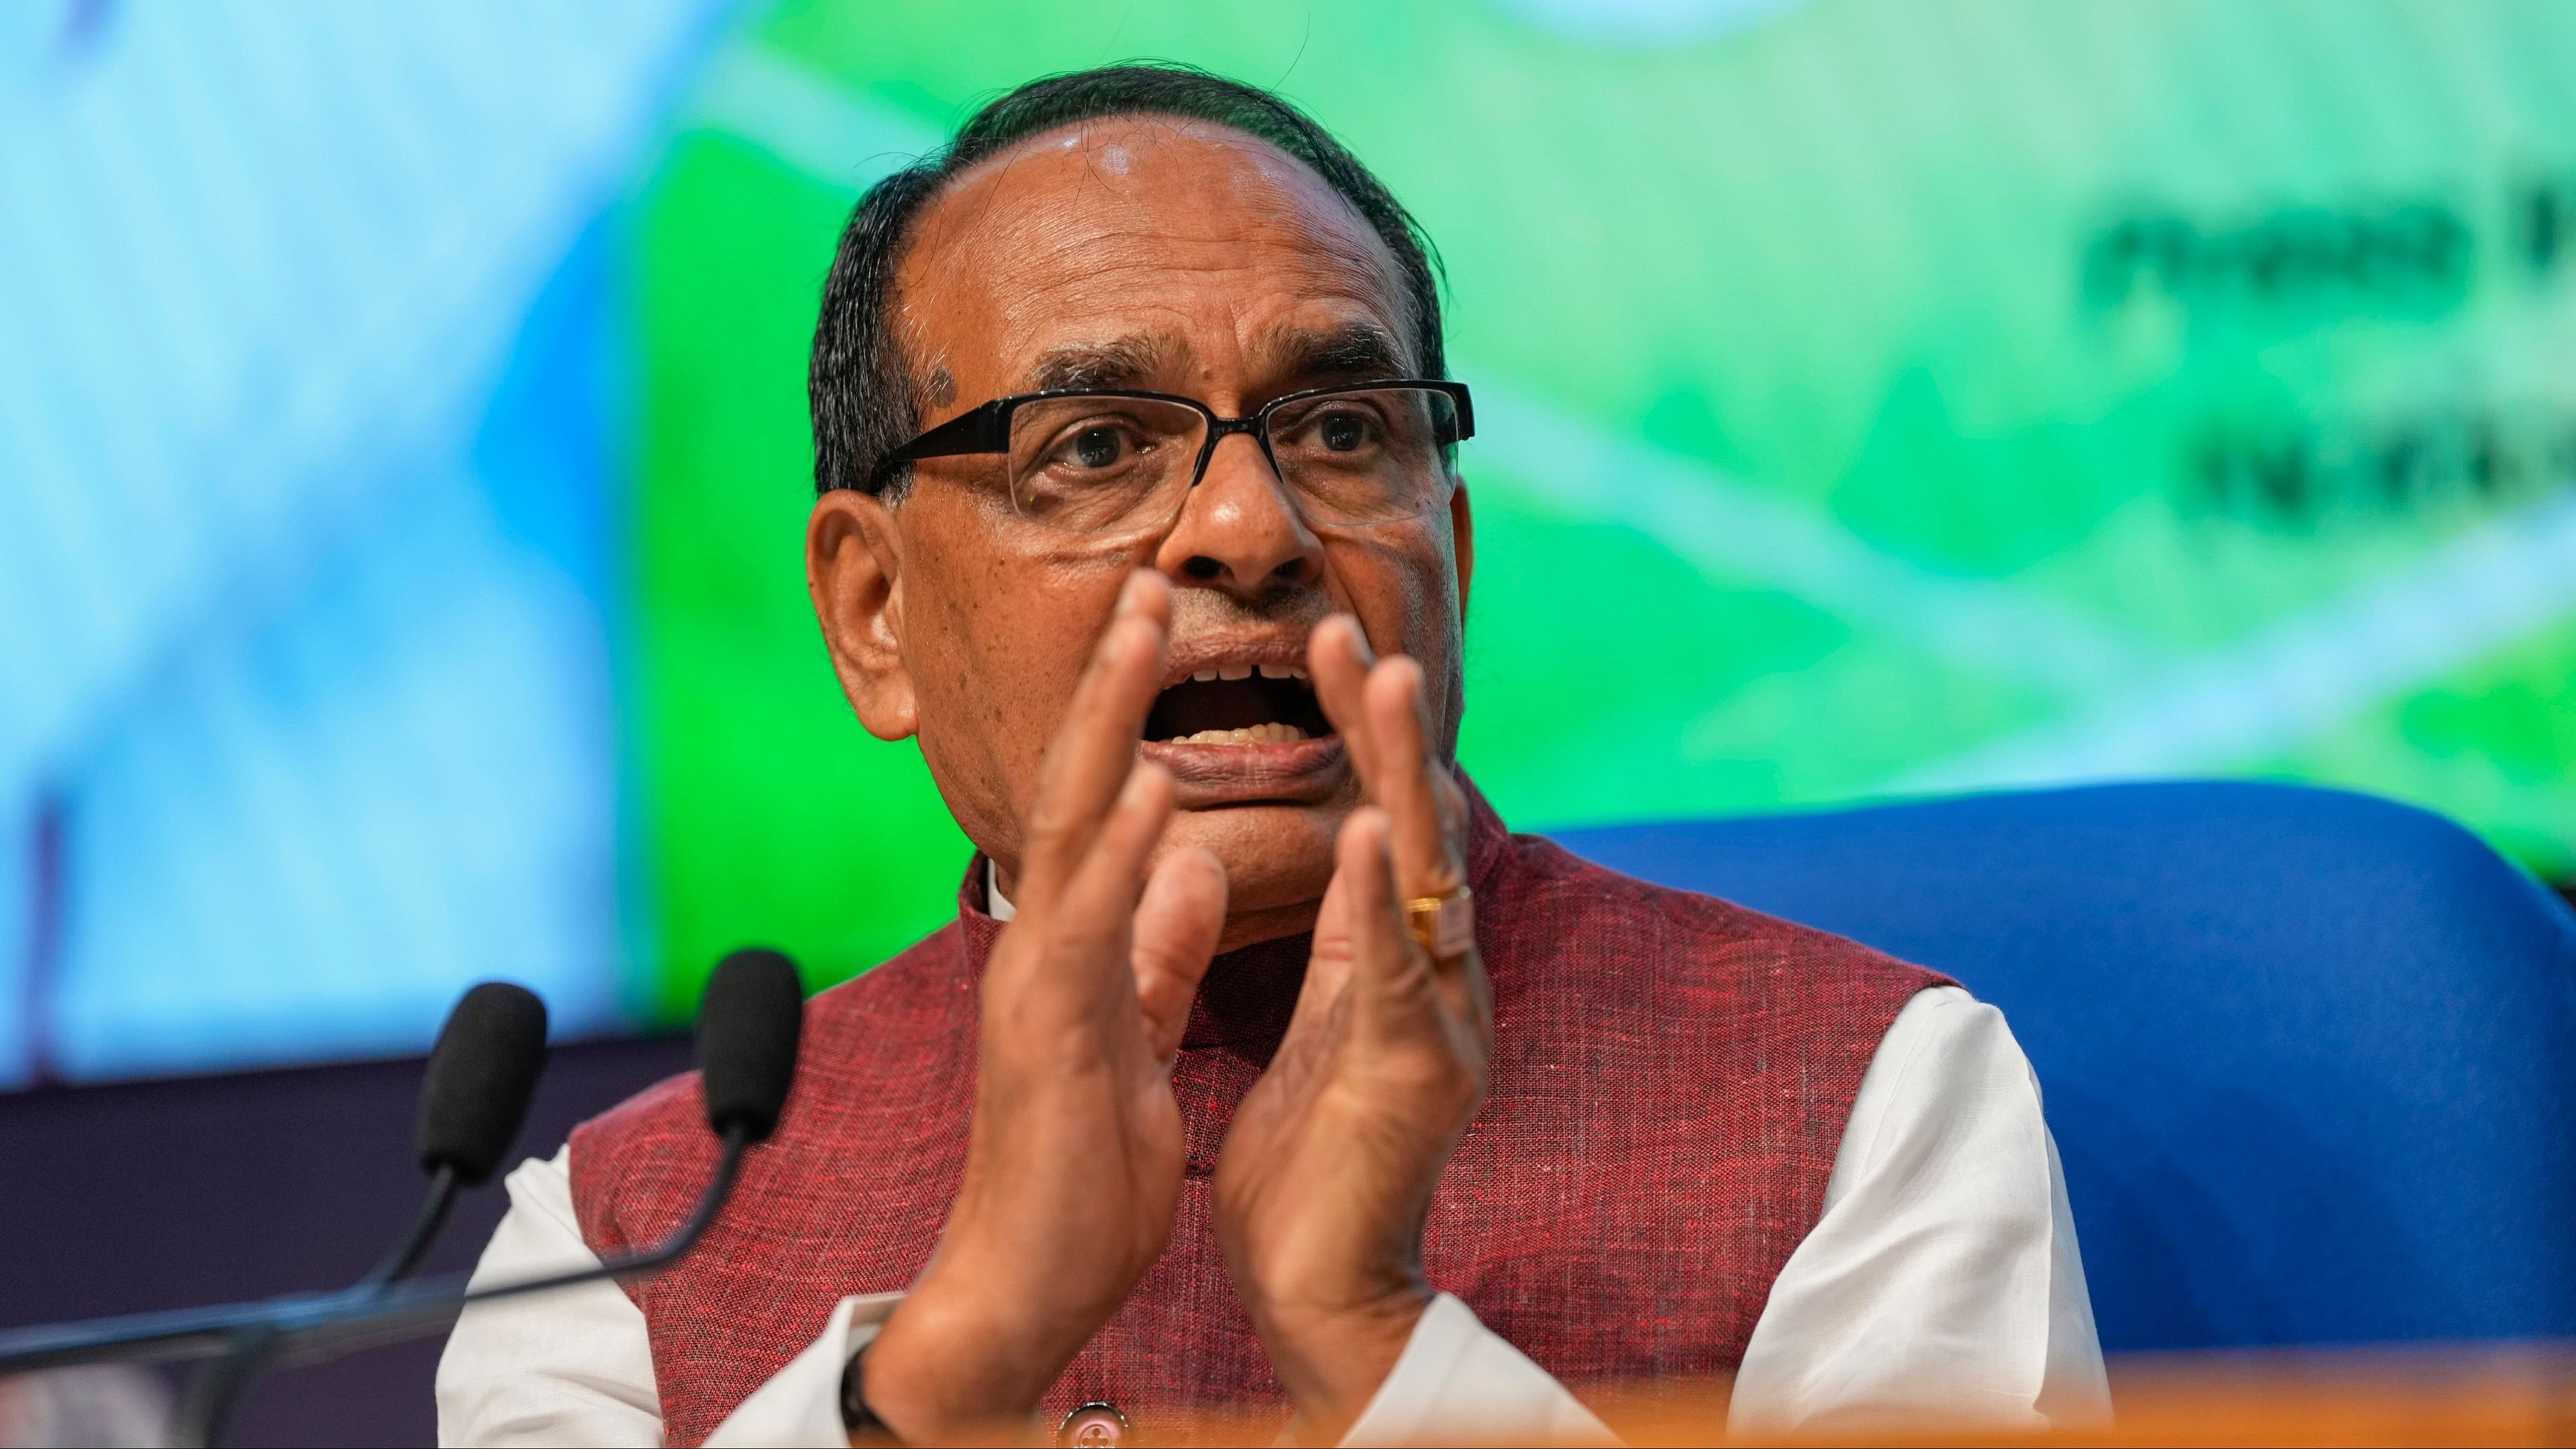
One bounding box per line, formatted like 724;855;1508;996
869;379;1474;536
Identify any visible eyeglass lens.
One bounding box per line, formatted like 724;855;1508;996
1004;387;1457;534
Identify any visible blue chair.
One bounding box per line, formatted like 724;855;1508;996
1553;781;2576;1352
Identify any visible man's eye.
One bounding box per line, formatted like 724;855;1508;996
1316;411;1372;452
1069;427;1126;468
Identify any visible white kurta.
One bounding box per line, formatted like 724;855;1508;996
435;985;2107;1446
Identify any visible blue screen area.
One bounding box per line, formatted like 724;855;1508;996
0;2;723;1083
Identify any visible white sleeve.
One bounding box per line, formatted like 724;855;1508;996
1342;985;2106;1446
1728;985;2111;1436
434;1145;904;1449
703;1291;904;1448
1338;1293;1614;1447
435;1147;663;1447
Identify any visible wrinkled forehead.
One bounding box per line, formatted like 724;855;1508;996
894;116;1417;396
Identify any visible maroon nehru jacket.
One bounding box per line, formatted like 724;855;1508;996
570;779;1949;1445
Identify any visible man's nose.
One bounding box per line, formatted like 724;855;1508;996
1153;431;1325;595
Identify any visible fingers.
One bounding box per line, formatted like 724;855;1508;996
1338;805;1493;1078
1333;807;1396;931
1131;845;1226;1064
1306;615;1380;786
1270;803;1396;1069
1334;809;1427;1015
1051;758;1178;968
1307;615;1465;902
1020;572;1171;907
1283;847;1363;1033
1363;658;1464;899
1261;814;1381;1088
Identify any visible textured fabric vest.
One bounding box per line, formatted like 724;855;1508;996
571;785;1947;1446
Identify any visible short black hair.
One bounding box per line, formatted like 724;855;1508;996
807;63;1448;499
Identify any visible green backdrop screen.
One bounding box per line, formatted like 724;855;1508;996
628;0;2576;1018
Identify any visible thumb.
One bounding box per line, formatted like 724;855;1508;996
1267;806;1385;1063
1133;845;1225;1064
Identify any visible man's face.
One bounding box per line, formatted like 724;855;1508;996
808;116;1470;946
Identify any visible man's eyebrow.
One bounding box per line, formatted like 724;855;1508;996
1028;335;1187;392
1258;322;1409;383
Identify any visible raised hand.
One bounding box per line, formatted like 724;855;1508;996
861;571;1227;1444
1212;614;1494;1442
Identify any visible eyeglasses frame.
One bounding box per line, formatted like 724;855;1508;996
866;378;1475;526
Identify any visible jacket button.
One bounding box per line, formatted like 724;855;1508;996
1058;1401;1128;1447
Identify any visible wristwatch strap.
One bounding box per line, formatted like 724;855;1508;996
840;1342;900;1444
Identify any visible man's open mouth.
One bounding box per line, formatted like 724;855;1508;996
1144;663;1335;746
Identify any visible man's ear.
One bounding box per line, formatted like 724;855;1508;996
1449;475;1475;620
807;488;918;741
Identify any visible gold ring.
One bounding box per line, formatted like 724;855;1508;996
1403;885;1475;960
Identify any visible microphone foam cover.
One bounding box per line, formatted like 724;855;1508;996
415;982;549;1185
698;948;804;1143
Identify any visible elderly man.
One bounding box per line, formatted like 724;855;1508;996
437;65;2106;1447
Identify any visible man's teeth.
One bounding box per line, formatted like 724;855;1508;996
1187;664;1309;682
1167;722;1309;745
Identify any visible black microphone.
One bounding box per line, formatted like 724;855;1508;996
242;948;805;1369
698;946;803;1144
168;983;552;1447
0;950;804;1378
388;981;552;1281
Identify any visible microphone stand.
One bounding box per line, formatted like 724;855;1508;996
359;1161;469;1289
6;948;795;1446
0;1132;747;1383
164;1163;467;1448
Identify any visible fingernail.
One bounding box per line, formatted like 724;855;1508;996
1123;758;1169;807
1116;572;1149;614
1326;614;1374;661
